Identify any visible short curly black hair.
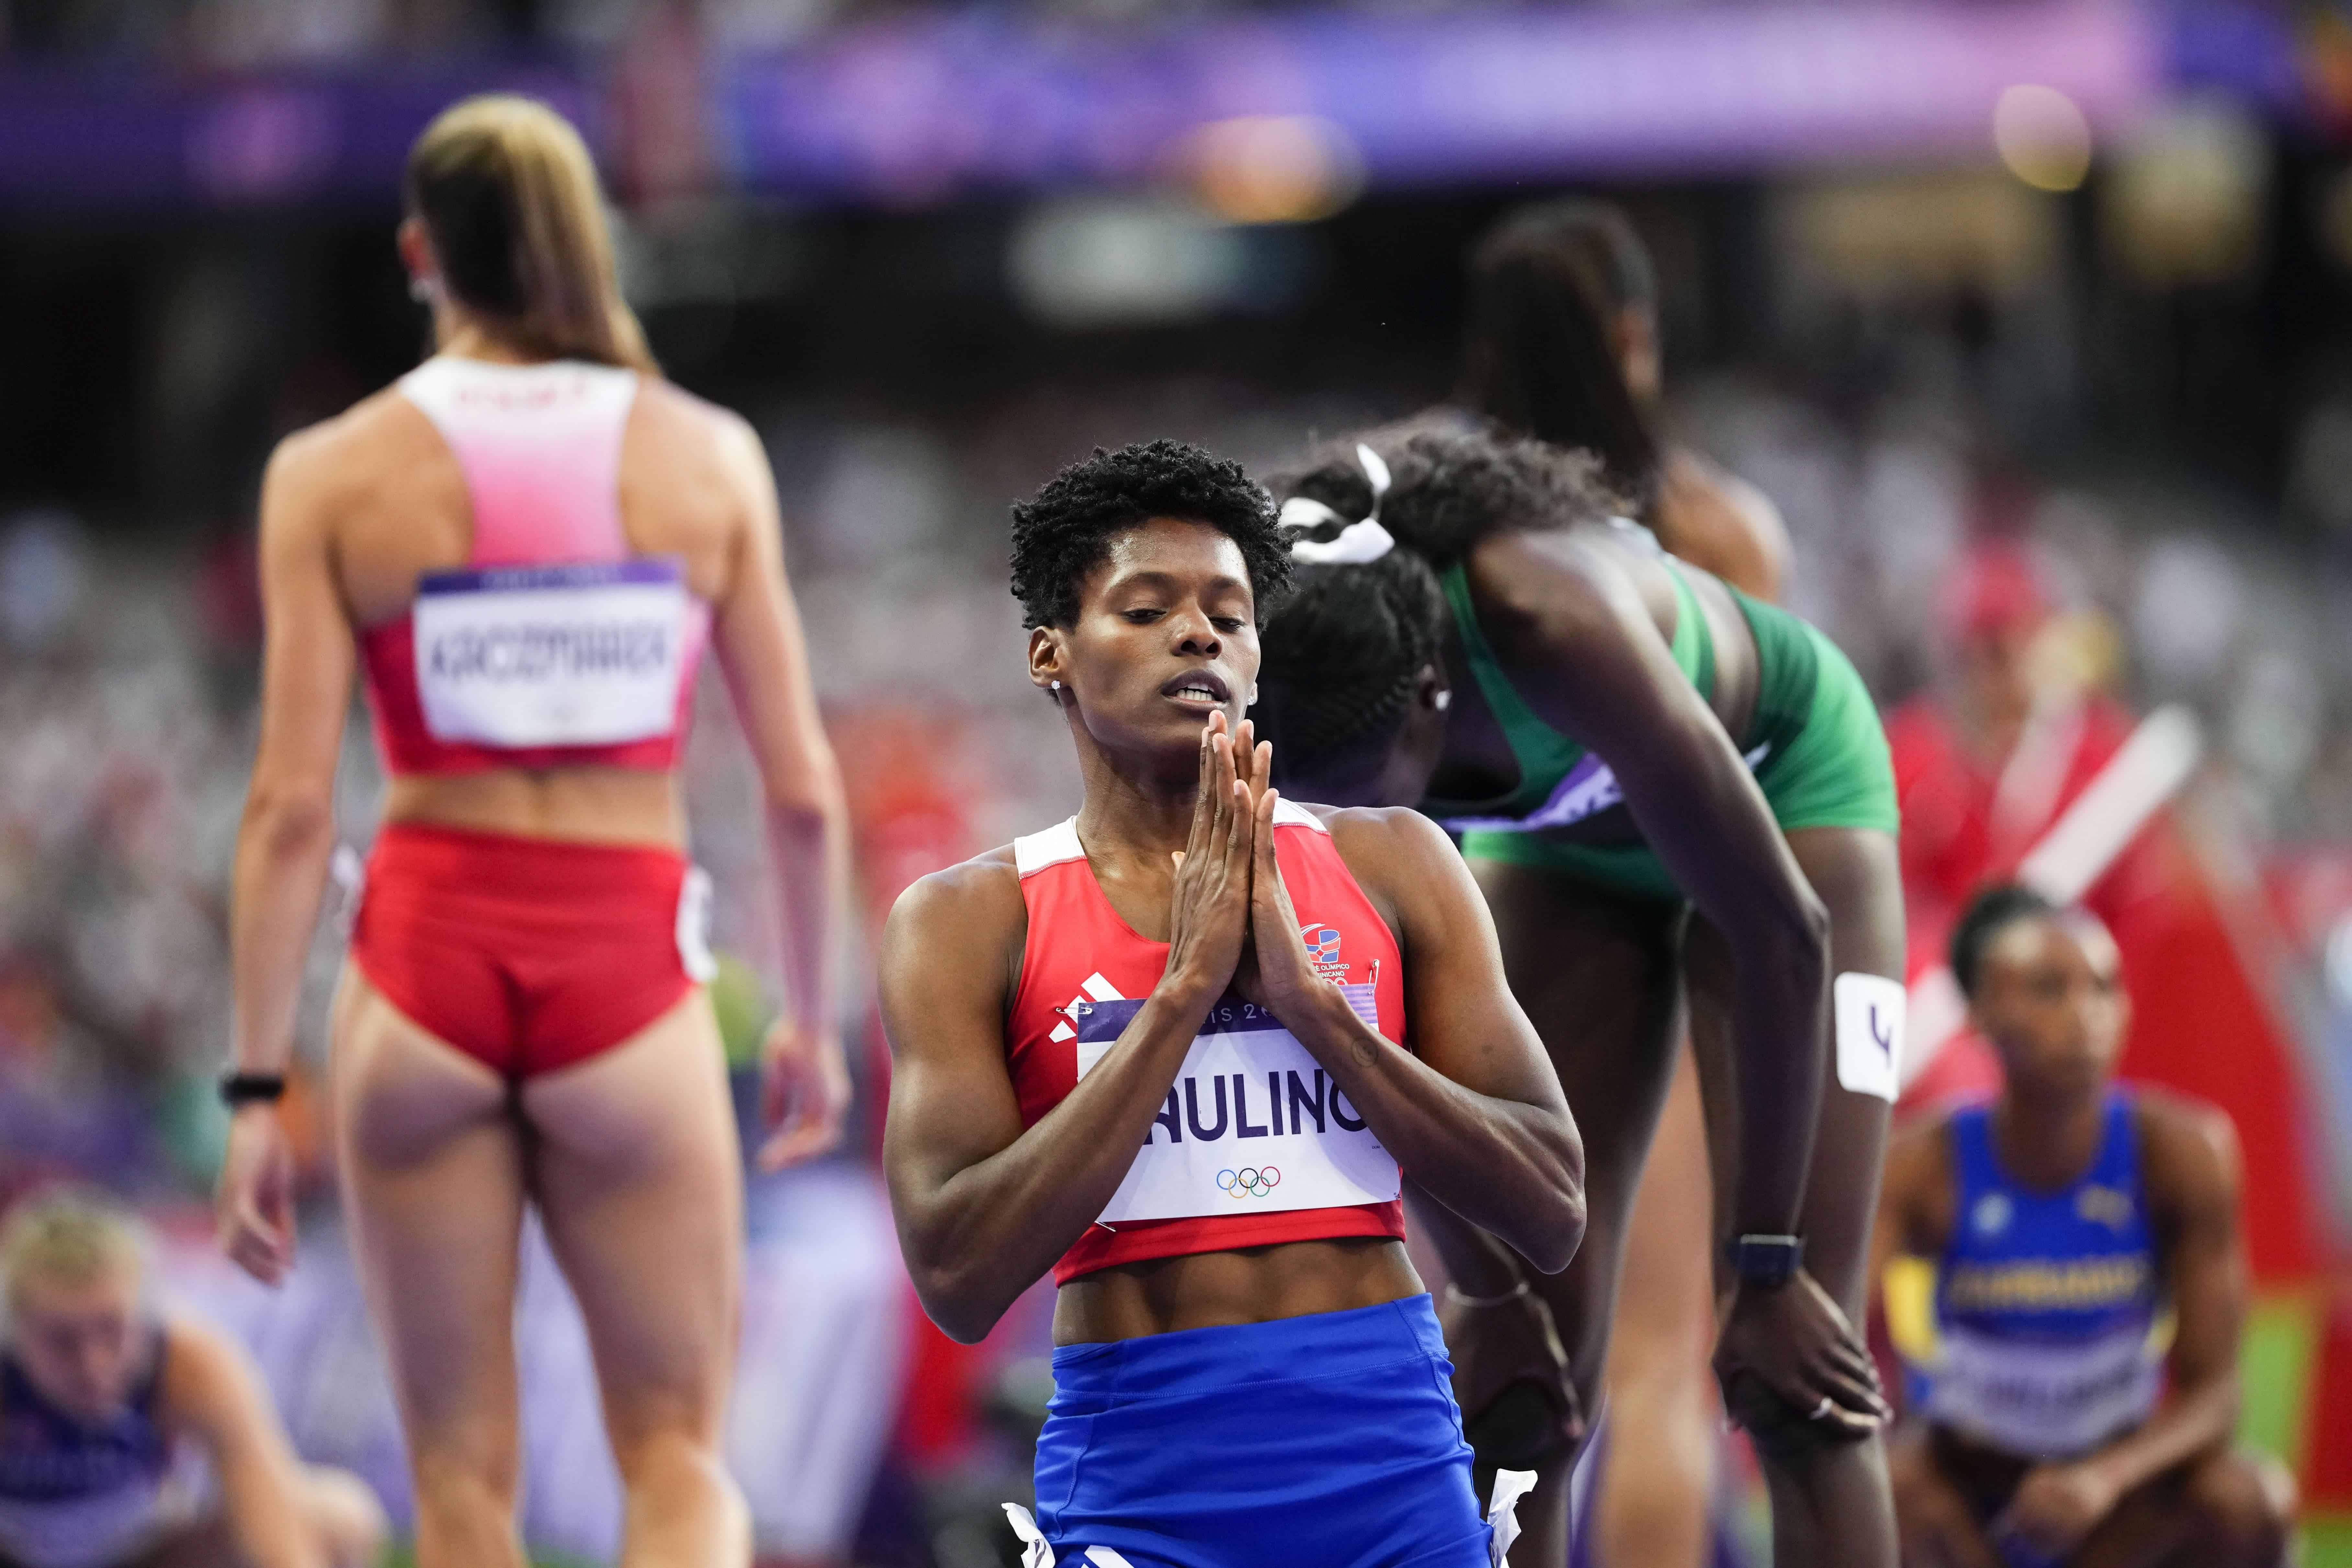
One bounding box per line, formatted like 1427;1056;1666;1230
1009;439;1292;629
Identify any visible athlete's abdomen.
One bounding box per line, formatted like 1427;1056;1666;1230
1051;1234;1421;1345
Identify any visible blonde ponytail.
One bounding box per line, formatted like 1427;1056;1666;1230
406;95;655;373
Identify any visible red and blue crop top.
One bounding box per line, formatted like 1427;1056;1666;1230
1003;798;1409;1284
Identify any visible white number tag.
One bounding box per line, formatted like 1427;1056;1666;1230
1072;990;1401;1225
413;559;687;748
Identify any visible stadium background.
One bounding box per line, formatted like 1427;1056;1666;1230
2;0;2351;1562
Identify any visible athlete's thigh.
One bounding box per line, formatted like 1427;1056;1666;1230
1470;860;1684;1366
519;990;744;1443
1783;826;1903;1317
1686;828;1901;1320
2074;1448;2294;1568
329;970;527;1457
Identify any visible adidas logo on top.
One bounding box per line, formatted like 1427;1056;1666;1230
1051;972;1126;1041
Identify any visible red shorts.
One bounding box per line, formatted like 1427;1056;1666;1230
349;822;710;1079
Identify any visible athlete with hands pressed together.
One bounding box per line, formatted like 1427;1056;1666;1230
878;441;1584;1568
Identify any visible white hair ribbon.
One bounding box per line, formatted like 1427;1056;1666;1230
1282;442;1398;565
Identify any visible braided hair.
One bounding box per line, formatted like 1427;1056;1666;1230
1255;426;1624;784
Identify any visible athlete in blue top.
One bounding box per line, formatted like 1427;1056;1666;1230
1871;886;2294;1568
0;1190;383;1568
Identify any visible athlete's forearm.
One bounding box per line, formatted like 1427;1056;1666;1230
764;790;847;1031
1291;988;1584;1273
1725;910;1830;1237
228;785;340;1075
2078;1373;2238;1498
900;979;1217;1341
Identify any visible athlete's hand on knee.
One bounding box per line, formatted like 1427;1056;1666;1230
1992;1461;2121;1561
1441;1284;1585;1463
216;1105;297;1285
757;1019;852;1170
1714;1271;1888;1439
1163;713;1255;1005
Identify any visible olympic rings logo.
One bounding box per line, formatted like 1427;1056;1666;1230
1217;1167;1281;1199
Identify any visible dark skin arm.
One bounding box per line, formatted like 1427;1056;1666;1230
880;722;1256;1344
1470;532;1881;1428
1244;779;1585;1273
1993;1098;2250;1559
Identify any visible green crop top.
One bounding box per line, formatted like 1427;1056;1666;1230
1422;555;1714;833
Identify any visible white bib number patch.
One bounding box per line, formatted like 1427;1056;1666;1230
1834;972;1905;1103
1073;990;1401;1225
413;558;688;748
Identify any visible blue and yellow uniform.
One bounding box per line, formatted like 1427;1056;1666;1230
1905;1092;2163;1462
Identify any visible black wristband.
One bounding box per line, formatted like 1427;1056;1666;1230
219;1072;288;1107
1724;1233;1805;1288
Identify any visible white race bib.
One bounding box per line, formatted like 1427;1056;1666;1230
1924;1324;2162;1460
1073;990;1401;1225
413;558;688;748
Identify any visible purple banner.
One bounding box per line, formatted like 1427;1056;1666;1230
0;62;595;208
719;0;2161;195
0;2;2252;210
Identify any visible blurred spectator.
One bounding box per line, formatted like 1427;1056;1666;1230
0;1185;388;1568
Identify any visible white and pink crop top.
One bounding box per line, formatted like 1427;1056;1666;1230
358;356;710;776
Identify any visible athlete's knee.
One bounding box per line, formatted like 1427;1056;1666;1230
609;1421;740;1514
1721;1371;1874;1466
2182;1450;2296;1566
304;1467;391;1568
411;1437;520;1535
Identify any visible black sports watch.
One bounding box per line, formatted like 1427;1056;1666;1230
1724;1233;1805;1289
219;1072;288;1107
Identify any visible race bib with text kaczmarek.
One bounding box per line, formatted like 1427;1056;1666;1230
412;558;688;748
1071;990;1401;1225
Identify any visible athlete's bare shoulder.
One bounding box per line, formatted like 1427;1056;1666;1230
628;377;773;500
630;374;754;449
263;383;441;517
896;845;1021;915
1307;801;1451;866
1304;801;1462;937
881;846;1027;1027
887;847;1024;953
152;1313;264;1443
1657;448;1790;601
2129;1087;2241;1217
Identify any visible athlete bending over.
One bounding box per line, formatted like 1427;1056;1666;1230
1256;427;1903;1566
1875;886;2295;1568
879;441;1584;1567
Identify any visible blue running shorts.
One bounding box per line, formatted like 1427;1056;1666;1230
1023;1294;1496;1568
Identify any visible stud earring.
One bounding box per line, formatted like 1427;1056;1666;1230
408;275;438;304
1050;680;1062;691
1434;690;1453;711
